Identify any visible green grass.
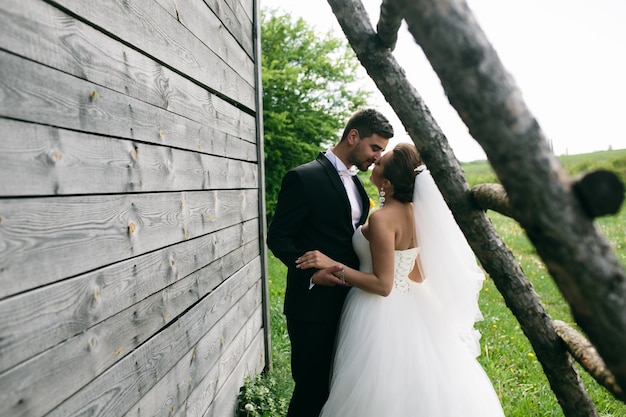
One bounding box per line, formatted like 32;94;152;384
463;148;626;188
477;210;626;417
237;149;626;416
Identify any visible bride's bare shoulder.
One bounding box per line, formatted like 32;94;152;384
368;207;396;229
369;204;413;232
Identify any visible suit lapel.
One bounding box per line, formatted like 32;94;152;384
353;175;370;225
317;153;346;197
317;152;371;227
317;152;353;219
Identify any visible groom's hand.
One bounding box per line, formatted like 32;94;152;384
311;265;350;287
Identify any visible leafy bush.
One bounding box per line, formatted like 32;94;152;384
236;375;289;417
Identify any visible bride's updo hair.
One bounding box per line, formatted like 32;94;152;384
383;143;422;203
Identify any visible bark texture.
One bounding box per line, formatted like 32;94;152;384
396;0;626;394
470;183;512;218
325;0;610;415
473;172;625;220
554;320;624;401
572;170;625;218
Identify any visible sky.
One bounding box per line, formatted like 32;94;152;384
260;0;626;162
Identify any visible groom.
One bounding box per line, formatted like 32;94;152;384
267;108;393;417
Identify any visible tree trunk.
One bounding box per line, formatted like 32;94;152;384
397;0;626;395
326;0;604;415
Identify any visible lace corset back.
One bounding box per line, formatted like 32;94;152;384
353;227;419;293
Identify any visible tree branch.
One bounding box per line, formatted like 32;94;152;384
573;170;625;218
470;183;512;217
472;170;624;220
398;0;626;394
326;0;601;415
376;0;403;50
554;320;624;401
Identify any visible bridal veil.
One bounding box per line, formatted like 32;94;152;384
412;167;486;357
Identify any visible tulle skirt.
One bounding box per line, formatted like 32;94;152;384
319;280;505;417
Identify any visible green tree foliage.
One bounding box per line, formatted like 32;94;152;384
262;10;369;220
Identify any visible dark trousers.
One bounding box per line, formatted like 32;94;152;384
286;318;340;417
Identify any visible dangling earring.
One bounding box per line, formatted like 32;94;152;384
379;187;386;208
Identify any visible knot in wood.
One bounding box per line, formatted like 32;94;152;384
572;170;625;218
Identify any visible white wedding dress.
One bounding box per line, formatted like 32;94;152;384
319;226;505;417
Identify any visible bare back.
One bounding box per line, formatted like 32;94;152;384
361;202;416;250
362;202;423;283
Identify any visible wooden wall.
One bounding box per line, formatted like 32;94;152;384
0;0;269;416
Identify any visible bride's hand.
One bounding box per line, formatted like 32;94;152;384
296;250;335;270
311;265;350;287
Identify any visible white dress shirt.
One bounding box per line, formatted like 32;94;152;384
325;148;363;230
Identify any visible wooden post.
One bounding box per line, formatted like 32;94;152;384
472;170;624;220
554;320;624;401
326;0;604;415
397;0;626;395
470;183;513;218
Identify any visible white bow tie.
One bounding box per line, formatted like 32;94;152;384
339;166;358;177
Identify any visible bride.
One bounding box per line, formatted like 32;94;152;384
296;143;505;416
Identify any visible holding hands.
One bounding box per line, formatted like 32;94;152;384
296;250;350;287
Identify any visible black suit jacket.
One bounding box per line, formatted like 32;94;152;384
267;153;370;323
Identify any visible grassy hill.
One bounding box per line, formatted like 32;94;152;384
462;148;626;188
238;149;626;417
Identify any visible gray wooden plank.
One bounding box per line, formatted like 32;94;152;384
212;0;254;31
49;0;255;106
0;52;253;159
47;263;262;417
159;0;255;62
173;331;265;417
0;189;258;298
201;329;265;417
0;257;262;417
147;0;255;80
0;219;257;372
0;120;258;197
241;0;255;24
122;307;263;417
154;0;254;60
0;0;256;144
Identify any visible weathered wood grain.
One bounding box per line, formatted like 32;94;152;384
46;265;262;417
0;0;256;144
202;332;265;417
148;0;255;75
0;1;266;416
0;258;262;417
174;331;265;417
234;0;254;24
122;306;263;417
0;120;257;197
0;189;258;298
196;0;254;58
0;52;251;158
154;0;253;61
0;219;257;372
47;0;255;108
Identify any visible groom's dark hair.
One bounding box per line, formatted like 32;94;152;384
340;108;394;142
383;143;422;203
